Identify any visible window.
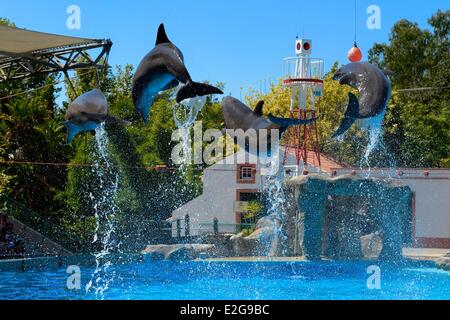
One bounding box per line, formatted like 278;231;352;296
241;167;253;180
237;164;256;184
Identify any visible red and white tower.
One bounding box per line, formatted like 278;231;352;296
282;37;324;169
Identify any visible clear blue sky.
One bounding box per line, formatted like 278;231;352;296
2;0;448;100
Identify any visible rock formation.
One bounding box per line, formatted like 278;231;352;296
436;254;450;271
284;174;413;261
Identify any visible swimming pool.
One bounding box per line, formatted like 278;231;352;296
0;259;449;300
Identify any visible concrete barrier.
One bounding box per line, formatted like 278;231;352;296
0;259;24;272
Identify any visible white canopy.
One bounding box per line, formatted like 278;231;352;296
0;24;95;56
0;25;112;84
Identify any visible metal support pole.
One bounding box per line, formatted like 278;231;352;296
213;218;219;237
184;215;190;238
95;68;100;88
63;70;78;98
176;219;181;238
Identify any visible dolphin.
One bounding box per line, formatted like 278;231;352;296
64;89;128;143
132;23;223;123
222;96;317;155
332;62;391;137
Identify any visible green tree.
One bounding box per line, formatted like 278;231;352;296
369;10;449;167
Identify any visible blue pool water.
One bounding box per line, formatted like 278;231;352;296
0;259;449;300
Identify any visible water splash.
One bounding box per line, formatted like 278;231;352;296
172;95;207;173
362;111;399;180
361;111;385;162
334;111;388;177
85;124;121;299
259;144;288;256
173;96;207;129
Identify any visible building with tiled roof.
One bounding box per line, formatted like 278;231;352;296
169;148;343;237
169;148;450;249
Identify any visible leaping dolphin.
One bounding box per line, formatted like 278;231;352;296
222;96;317;154
332;62;391;138
64;89;128;143
132;24;223;123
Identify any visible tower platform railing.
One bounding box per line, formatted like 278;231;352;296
283;57;325;80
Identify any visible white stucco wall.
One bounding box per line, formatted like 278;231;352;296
409;178;450;238
170;149;334;237
335;168;450;243
171;150;264;236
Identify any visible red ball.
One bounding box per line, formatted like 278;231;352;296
348;46;362;62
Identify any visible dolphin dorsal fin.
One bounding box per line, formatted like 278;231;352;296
156;23;170;45
254;100;264;117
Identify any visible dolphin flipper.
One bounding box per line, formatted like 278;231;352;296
64;120;100;143
332;92;360;138
332;117;356;138
176;81;223;103
64;121;81;144
136;92;155;124
163;79;180;91
344;92;360;117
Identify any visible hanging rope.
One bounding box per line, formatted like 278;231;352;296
397;86;450;93
0;160;248;173
354;0;357;45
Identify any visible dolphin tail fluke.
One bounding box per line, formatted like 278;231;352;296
332;92;360;138
176;82;223;103
63;121;81;144
268;114;318;133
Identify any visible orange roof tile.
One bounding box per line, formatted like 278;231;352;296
284;148;344;173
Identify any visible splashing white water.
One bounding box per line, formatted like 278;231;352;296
362;111;385;161
259;145;288;255
172;95;207;173
359;111;386;177
333;111;386;177
85;124;120;299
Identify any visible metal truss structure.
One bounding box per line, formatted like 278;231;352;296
0;39;112;84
